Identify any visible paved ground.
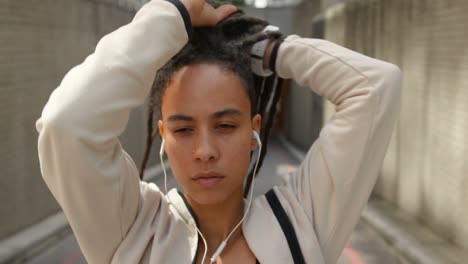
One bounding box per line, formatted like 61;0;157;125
24;138;407;264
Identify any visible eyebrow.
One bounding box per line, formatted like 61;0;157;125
213;108;243;118
167;114;193;122
167;108;243;122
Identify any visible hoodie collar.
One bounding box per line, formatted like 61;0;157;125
166;188;198;228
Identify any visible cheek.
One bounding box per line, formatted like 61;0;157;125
227;140;251;157
163;132;254;182
221;134;253;173
164;145;192;180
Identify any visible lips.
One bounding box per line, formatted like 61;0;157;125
191;172;225;188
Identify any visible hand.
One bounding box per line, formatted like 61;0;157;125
180;0;237;27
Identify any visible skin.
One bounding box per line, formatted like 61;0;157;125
158;63;261;263
158;1;275;263
158;63;261;205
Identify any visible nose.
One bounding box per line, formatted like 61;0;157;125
192;130;219;162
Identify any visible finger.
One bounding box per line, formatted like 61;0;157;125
215;4;237;22
194;3;237;27
196;4;218;26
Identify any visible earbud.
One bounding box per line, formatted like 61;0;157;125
159;138;165;156
158;138;210;264
210;131;262;263
159;138;169;199
253;131;262;148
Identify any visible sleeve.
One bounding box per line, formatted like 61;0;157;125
35;1;191;263
273;35;401;263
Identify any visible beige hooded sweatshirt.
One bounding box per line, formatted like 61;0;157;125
36;0;401;263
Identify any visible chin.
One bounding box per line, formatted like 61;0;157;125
184;184;243;206
187;189;231;205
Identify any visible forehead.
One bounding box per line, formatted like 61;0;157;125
161;63;251;120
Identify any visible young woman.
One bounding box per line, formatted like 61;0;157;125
36;0;401;263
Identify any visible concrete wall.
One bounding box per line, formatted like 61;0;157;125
88;0;149;11
321;0;468;250
0;0;154;240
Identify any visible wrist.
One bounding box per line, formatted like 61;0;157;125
263;39;275;69
268;37;285;73
250;25;280;77
179;0;194;14
166;0;193;40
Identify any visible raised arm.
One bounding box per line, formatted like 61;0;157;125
35;1;195;262
273;36;401;263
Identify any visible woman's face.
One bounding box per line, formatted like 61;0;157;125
158;63;261;205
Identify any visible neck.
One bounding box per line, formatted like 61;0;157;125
185;189;245;251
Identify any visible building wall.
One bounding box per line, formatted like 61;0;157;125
321;0;468;249
0;0;148;240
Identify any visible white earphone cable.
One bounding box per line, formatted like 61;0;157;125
209;139;261;263
160;149;210;264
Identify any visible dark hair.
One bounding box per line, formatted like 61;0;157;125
139;0;285;197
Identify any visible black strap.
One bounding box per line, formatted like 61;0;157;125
269;37;285;73
166;0;193;40
265;190;306;264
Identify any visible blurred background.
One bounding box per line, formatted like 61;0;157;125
1;0;467;263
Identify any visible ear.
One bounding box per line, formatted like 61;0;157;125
157;120;165;140
251;114;262;150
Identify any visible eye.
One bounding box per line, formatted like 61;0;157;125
174;127;193;134
216;123;236;131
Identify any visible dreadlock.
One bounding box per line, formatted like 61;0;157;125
139;0;285;198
